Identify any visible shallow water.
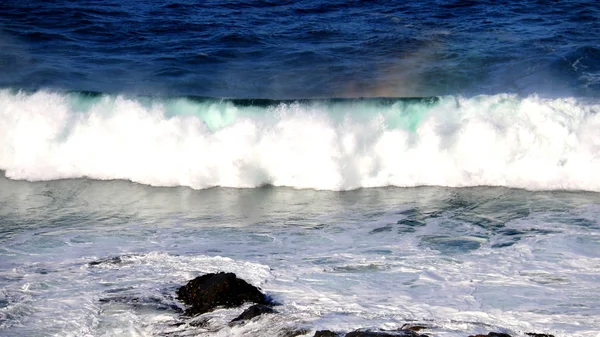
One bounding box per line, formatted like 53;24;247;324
1;176;599;336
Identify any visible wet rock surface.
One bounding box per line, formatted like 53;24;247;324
99;295;183;313
345;329;429;337
230;303;277;323
176;272;270;316
88;256;125;266
173;272;556;337
468;333;512;337
314;330;340;337
280;328;311;337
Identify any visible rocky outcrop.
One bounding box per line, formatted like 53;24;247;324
176;272;270;316
174;272;554;337
231;304;277;323
314;330;340;337
99;295;183;313
345;329;428;337
280;328;310;337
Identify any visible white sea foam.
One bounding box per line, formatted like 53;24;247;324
1;89;600;191
1;179;599;336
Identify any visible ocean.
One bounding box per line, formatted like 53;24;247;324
0;1;599;336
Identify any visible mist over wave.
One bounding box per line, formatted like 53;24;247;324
1;89;599;191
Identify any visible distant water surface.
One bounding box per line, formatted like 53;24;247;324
0;0;599;98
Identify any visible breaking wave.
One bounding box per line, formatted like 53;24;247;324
1;89;599;191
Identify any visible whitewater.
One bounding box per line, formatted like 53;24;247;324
1;89;599;191
1;175;600;337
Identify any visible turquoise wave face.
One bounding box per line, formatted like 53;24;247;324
62;91;440;132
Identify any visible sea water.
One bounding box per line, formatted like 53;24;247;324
1;1;599;336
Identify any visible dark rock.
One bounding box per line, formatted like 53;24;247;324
99;295;183;313
89;256;122;266
176;272;270;316
230;304;276;322
281;328;310;337
400;324;428;332
189;317;212;328
397;219;426;227
370;225;393;234
526;334;555;337
88;254;141;267
314;330;340;337
468;333;512;337
346;329;428;337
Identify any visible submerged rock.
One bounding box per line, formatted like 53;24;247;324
345;329;428;337
88;256;123;266
99;295;183;313
176;272;270;316
281;327;310;337
174;273;546;337
400;324;429;332
88;254;142;267
230;304;277;323
312;324;432;337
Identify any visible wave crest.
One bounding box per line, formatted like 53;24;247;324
1;90;599;191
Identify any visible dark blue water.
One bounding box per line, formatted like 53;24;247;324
1;0;599;98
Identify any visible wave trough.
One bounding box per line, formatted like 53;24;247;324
1;89;599;191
